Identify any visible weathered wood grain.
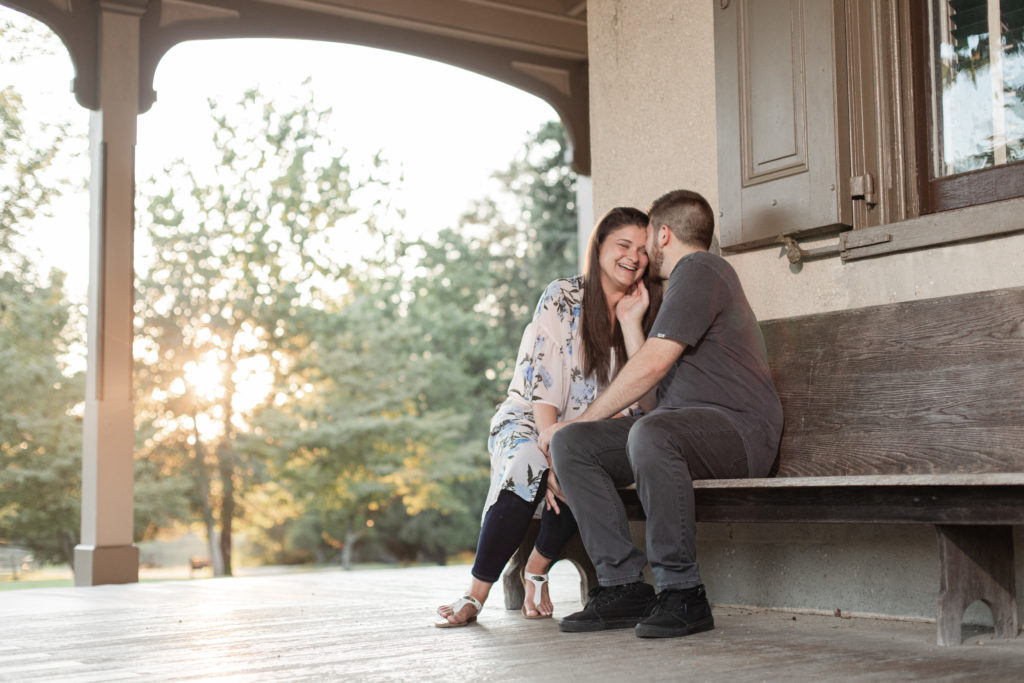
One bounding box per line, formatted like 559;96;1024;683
3;566;1024;681
936;525;1018;647
601;288;1024;645
762;286;1024;477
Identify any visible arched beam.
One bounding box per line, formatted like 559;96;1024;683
2;0;591;173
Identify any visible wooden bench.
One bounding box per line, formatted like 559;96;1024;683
504;285;1024;646
189;556;211;574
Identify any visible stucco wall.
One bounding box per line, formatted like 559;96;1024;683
587;0;1023;626
588;0;719;219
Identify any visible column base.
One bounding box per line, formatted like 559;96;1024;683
74;544;139;586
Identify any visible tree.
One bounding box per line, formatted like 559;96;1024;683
133;86;391;575
0;15;86;567
257;121;578;565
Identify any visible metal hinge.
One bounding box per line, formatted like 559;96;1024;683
851;173;877;206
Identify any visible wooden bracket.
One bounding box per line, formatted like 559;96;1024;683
935;525;1019;646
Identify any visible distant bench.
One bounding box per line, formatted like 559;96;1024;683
505;286;1024;646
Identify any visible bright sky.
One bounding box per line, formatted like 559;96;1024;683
6;9;557;299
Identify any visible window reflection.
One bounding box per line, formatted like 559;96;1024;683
930;0;1024;176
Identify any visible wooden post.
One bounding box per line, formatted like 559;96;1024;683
74;0;147;586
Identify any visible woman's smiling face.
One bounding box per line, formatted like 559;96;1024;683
598;224;648;292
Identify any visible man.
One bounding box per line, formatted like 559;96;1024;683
539;189;782;639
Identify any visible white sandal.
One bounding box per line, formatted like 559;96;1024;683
435;594;483;628
521;572;551;619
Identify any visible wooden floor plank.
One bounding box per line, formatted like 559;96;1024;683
2;564;1023;681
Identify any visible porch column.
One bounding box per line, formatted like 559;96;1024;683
576;175;593;270
74;0;146;586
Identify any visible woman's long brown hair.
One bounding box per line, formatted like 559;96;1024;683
581;207;663;386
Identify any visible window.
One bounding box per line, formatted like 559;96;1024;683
919;0;1024;211
714;0;1024;258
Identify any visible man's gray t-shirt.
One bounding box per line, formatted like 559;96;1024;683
649;251;783;472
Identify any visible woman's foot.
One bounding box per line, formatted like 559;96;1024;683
522;549;553;618
436;578;490;627
436;594;483;627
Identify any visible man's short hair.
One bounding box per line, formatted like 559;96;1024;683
648;190;715;250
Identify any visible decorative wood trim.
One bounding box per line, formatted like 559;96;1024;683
840;195;1024;260
928;163;1024;212
159;0;241;27
724;192;1024;259
463;0;588;26
511;61;572;96
618;485;1024;525
694;473;1024;488
268;0;587;60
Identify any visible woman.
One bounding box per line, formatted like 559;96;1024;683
436;207;661;627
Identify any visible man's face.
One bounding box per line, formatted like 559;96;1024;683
646;223;665;280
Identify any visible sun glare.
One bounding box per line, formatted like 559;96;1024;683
184;355;224;402
232;354;274;415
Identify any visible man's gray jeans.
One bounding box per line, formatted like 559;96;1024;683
550;407;751;590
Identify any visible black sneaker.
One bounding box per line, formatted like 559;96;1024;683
558;582;655;632
635;585;715;638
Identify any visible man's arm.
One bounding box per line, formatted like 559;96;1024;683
620;320;658;415
616;282;659;414
538;336;686;453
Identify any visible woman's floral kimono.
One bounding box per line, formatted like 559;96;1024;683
482;275;611;520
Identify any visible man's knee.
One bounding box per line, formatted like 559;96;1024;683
626;414;678;473
550;421;589;471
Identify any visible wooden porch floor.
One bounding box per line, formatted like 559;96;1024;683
2;563;1023;681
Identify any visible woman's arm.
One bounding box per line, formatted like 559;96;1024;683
533;402;558;434
532;402;566;513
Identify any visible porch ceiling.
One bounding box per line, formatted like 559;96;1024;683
4;0;591;172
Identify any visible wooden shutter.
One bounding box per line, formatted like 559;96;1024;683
715;0;852;250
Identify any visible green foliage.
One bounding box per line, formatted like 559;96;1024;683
134;86;387;575
0;265;84;564
0;16;85;565
0;17;76;255
270;121;579;564
5;7;580;570
239;121;577;567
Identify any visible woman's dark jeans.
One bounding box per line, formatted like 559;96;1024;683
471;470;579;583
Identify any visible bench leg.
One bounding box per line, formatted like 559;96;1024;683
502;519;597;610
935;524;1018;646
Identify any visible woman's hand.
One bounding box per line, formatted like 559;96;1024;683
545;470;567;515
538;420;569;456
616;280;649;329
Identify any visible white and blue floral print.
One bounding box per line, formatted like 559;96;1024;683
482;276;613;520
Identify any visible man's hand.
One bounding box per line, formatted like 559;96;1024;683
538;420;570;456
544;470;566;514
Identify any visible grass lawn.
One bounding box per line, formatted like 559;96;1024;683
0;559;461;591
0;577;74;591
